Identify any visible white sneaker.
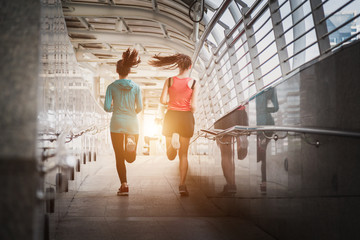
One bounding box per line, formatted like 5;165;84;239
126;135;136;152
179;185;189;196
171;133;180;150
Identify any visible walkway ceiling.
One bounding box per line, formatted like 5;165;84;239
62;0;205;112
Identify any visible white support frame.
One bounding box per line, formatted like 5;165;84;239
228;2;246;103
225;28;245;103
67;29;193;56
242;7;264;91
309;0;331;54
269;0;291;76
152;0;158;12
77;17;94;30
289;0;307;68
214;49;229;115
159;23;170;38
63;2;193;37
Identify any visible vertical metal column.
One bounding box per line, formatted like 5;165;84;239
197;80;210;129
214;49;229;114
137;92;144;154
208;50;223;119
228;2;246;103
195;54;207;127
194;50;209;127
289;0;306;67
199;55;214;123
242;7;264;91
269;0;291;76
225;28;245;103
309;0;331;54
197;48;214;128
93;76;100;104
192;0;203;42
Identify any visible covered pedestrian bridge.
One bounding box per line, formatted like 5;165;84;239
1;0;360;239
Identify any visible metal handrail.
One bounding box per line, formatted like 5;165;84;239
202;125;360;139
38;124;107;143
38;124;108;167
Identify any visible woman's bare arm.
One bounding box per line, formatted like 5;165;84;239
160;78;169;105
190;80;198;113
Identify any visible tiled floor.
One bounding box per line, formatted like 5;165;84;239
55;154;274;240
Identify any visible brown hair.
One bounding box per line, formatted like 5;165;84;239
116;48;141;76
148;53;192;72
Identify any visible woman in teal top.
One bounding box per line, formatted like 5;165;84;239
104;48;143;196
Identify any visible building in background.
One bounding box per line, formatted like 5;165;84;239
327;12;359;46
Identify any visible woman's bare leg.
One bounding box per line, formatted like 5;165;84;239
166;136;177;160
219;136;235;186
178;136;190;186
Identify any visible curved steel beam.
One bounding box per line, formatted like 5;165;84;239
192;0;232;63
63;2;193;37
67;29;194;56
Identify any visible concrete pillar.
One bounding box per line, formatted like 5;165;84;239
0;1;41;240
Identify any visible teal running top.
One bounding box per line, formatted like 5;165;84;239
104;79;143;134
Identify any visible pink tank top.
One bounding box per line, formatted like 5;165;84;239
168;76;193;111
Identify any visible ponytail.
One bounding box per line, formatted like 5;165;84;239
148;53;192;72
116;48;141;76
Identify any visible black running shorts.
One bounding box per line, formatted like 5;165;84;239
162;110;195;138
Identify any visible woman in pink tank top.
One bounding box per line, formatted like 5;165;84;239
149;54;198;196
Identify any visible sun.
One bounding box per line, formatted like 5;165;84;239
142;115;162;137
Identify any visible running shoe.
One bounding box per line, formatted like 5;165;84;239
117;185;129;196
126;135;136;152
219;184;237;196
171;133;180;150
179;185;189;196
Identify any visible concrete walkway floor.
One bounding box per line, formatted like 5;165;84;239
55;154;275;240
